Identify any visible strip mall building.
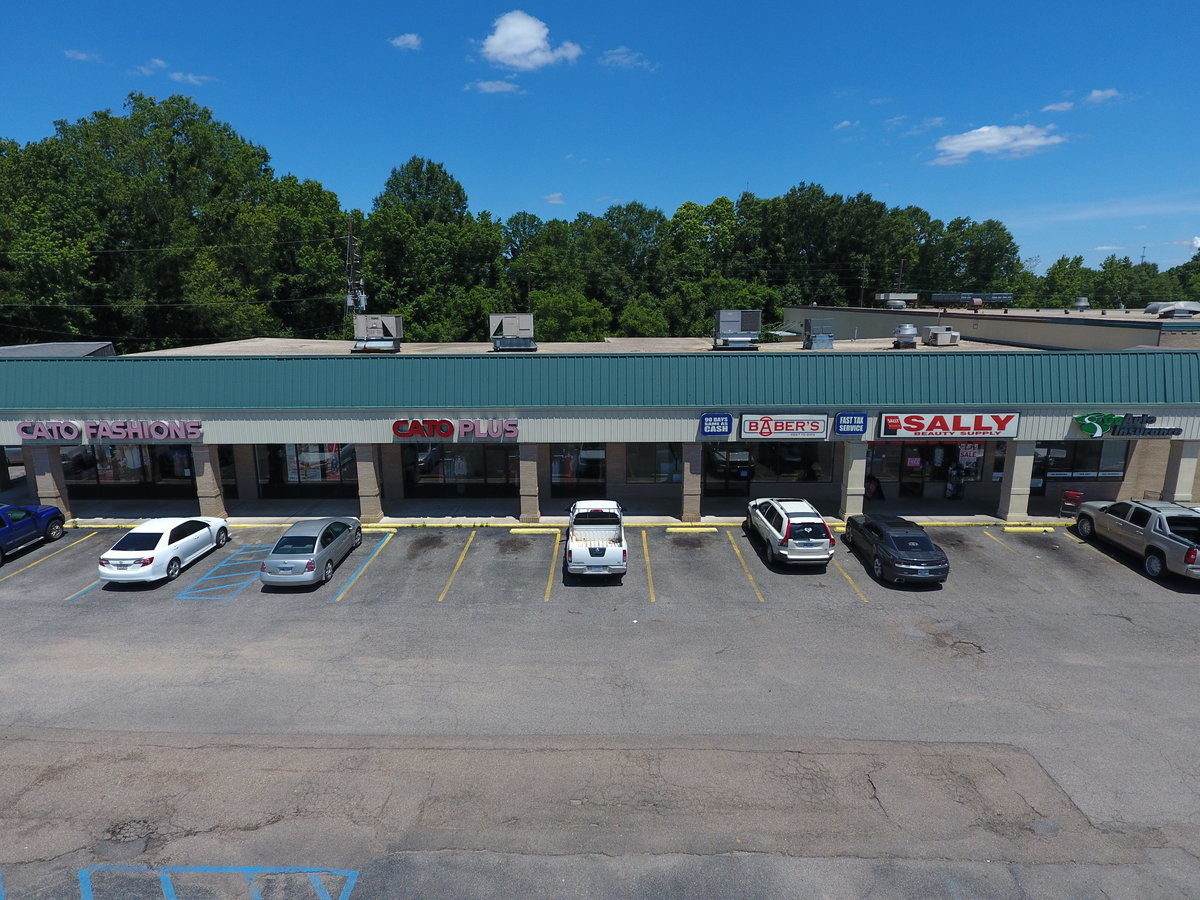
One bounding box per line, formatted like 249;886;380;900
3;306;1199;523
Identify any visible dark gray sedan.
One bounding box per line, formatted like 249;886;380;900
843;513;950;585
259;517;362;587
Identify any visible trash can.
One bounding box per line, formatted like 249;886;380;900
1059;489;1084;517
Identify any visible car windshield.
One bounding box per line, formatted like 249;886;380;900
273;535;316;555
787;520;827;540
889;534;936;553
112;533;162;552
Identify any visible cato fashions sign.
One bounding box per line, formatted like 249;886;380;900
879;413;1020;439
740;414;829;439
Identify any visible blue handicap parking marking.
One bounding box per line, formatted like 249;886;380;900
78;864;359;900
175;544;274;601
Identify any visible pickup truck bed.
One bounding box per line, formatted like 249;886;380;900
565;501;628;578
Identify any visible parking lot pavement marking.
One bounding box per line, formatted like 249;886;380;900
175;544;274;601
982;529;1019;553
437;529;476;603
642;529;656;603
665;526;718;533
63;579;101;603
0;531;97;585
543;529;562;602
833;556;871;603
332;533;392;602
77;864;359;900
725;529;765;603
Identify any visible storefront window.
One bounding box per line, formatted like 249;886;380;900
627;443;682;483
257;443;357;499
551;443;607;497
402;443;519;498
754;441;833;482
1036;441;1130;482
868;442;984;497
60;444;196;498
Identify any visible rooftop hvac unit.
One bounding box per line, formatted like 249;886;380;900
922;325;960;346
351;314;402;353
713;309;762;351
803;317;835;350
892;323;918;350
489;313;537;351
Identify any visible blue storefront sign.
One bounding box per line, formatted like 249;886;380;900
834;412;869;436
699;412;734;437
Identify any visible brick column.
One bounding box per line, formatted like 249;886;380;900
997;440;1035;520
231;444;259;502
1162;440;1199;503
355;443;384;522
191;443;227;519
681;442;703;522
519;442;541;523
837;441;868;520
28;445;71;519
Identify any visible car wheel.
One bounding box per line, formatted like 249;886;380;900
353;528;362;549
871;555;885;581
842;529;853;547
44;518;65;541
1076;516;1094;539
165;558;182;581
1143;551;1166;580
215;527;229;547
323;560;334;584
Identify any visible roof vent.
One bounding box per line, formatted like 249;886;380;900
1072;296;1091;311
489;313;537;351
713;309;762;351
803;318;834;350
351;314;402;353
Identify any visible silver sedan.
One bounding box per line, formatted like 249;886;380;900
259;517;362;587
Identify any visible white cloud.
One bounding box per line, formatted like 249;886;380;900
544;192;565;205
465;79;523;94
599;46;656;71
481;10;582;71
133;58;168;76
64;49;101;62
1085;88;1120;104
1042;101;1074;112
833;120;858;130
930;124;1066;165
1193;236;1200;250
389;33;421;50
169;71;214;86
1092;245;1125;251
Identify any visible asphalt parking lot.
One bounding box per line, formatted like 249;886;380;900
1;517;1198;897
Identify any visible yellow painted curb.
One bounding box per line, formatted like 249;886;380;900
510;527;562;534
1003;526;1055;533
666;526;718;533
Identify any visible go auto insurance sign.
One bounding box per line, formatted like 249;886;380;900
879;412;1020;439
740;414;829;439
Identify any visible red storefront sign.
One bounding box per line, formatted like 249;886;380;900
879;413;1019;439
392;418;519;439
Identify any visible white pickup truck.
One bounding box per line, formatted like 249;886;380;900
565;500;628;579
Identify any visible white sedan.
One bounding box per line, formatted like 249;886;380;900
98;516;229;583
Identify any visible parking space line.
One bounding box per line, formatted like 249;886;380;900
543;530;561;602
725;529;765;603
833;556;870;603
333;533;392;602
642;529;656;603
437;529;476;602
982;529;1018;553
0;531;97;585
63;580;100;603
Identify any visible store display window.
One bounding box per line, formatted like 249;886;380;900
257;443;358;499
550;443;606;497
626;444;682;483
60;444;196;498
401;443;519;498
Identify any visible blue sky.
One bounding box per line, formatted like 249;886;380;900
3;1;1198;273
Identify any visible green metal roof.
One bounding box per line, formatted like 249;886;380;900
2;350;1199;412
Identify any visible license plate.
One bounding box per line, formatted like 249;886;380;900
588;567;604;574
918;569;928;575
277;565;292;573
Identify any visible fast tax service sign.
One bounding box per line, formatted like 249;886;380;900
879;413;1020;439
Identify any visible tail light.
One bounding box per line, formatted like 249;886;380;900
305;559;316;572
1187;546;1197;565
567;548;573;563
99;558;108;567
260;562;267;571
825;524;837;548
622;548;628;564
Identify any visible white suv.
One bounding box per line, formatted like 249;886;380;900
745;498;836;567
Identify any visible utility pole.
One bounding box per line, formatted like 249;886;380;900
344;215;366;318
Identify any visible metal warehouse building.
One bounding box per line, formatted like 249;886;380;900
3;321;1199;524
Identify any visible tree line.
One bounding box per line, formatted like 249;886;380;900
1;93;1196;351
